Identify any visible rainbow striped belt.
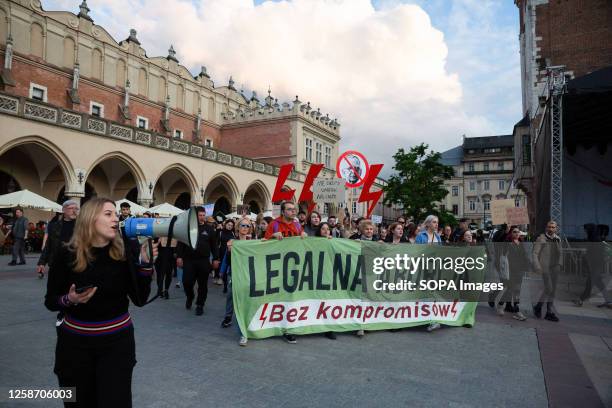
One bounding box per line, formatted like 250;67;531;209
61;313;132;336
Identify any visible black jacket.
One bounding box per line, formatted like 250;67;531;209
177;223;219;261
38;218;75;267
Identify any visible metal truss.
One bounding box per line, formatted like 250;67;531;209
548;66;567;229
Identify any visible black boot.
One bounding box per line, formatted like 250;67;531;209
533;303;542;318
544;312;559;322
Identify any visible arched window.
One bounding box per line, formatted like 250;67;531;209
63;37;75;68
138;68;147;96
91;48;102;80
116;59;126;88
30;23;44;58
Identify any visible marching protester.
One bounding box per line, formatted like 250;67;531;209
118;202;132;222
415;215;443;332
264;200;306;344
315;222;333;239
378;226;388;242
304;211;322;236
462;230;475;246
386;222;407;244
217;219;236;286
176;207;219;316
44;197;158;407
404;222;418;244
532;220;562;321
451;218;469;243
574;224;612;308
8;207;28;266
297;210;307;229
494;226;530;321
156;237;177;299
350;219;378;241
36;200;79;279
441;225;453;244
220;217;254;346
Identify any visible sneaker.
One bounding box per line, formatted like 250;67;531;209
175;282;181;288
324;331;337;340
221;317;232;328
496;306;505;316
17;261;26;265
427;322;441;332
239;336;248;347
596;302;612;309
356;330;365;337
195;306;204;316
185;298;193;310
533;304;542;319
214;278;223;286
37;272;44;279
573;299;583;307
512;312;527;321
283;333;297;344
8;261;16;266
544;312;559;322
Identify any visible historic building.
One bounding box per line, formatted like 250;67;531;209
0;0;345;217
440;135;524;228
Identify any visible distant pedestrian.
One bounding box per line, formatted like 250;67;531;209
8;207;28;266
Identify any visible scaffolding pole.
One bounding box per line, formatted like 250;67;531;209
548;66;566;229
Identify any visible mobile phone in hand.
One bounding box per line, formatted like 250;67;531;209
75;284;94;294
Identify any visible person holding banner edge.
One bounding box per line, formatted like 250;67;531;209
264;200;306;344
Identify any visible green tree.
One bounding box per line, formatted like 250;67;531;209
383;143;457;225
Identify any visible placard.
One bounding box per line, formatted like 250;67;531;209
371;214;383;224
313;178;346;204
491;199;514;224
506;207;529;225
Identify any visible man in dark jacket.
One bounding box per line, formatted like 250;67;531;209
36;200;79;278
176;207;219;316
451;218;468;243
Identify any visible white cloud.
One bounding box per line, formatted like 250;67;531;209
46;0;496;177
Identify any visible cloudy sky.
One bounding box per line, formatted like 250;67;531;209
45;0;522;178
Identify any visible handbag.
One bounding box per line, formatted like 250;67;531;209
499;254;510;281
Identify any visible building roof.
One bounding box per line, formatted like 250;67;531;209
463;135;513;149
439;145;463;166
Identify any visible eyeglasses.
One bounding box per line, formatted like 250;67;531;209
285;208;296;212
239;224;251;228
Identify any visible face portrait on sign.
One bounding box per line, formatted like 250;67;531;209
340;154;366;185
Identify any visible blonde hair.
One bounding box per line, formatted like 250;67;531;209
235;216;253;237
68;197;125;272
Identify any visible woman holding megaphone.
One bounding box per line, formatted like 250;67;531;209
44;197;158;407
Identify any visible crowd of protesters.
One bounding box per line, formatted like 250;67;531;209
3;200;610;350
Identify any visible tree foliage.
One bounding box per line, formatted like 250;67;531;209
383;143;457;225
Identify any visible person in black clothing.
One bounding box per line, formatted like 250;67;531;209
217;219;236;291
451;218;468;243
37;200;79;279
44;197;157;408
118;202;132;222
176;207;219;316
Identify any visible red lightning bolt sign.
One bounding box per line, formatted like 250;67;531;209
357;163;384;218
298;163;324;213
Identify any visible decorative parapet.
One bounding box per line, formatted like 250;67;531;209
61;111;82;129
0;94;19;114
0;91;302;181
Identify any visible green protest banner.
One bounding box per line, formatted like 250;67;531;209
232;237;487;339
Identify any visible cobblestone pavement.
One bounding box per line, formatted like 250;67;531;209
0;254;610;407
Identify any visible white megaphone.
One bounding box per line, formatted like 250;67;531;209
122;207;199;249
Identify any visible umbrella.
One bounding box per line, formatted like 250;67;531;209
0;189;62;212
149;203;184;217
115;199;148;216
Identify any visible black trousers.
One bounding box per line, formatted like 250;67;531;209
155;247;175;292
54;329;136;408
183;258;211;306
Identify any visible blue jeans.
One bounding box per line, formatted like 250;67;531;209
224;275;244;337
177;267;183;284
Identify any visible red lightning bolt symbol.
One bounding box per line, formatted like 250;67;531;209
357;163;384;218
259;303;269;328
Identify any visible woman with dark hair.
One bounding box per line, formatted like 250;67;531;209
45;197;157;407
304;211;322;236
404;222;418;244
315;222;333;239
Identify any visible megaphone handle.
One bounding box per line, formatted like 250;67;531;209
166;216;178;248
